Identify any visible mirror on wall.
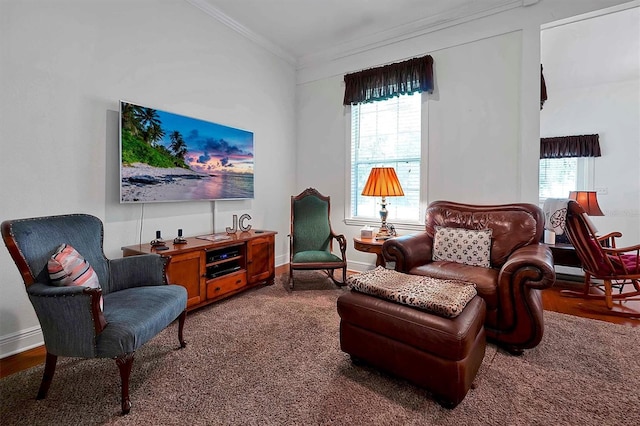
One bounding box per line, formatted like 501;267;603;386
540;5;640;247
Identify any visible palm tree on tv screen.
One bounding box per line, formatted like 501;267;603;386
122;104;160;142
145;122;165;147
169;130;188;159
121;103;144;135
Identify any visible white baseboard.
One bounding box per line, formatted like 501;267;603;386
347;260;378;273
275;254;288;269
278;255;377;274
0;325;44;359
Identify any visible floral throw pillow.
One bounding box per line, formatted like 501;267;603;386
432;226;492;268
48;243;103;310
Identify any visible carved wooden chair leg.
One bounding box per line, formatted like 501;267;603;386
36;352;57;400
604;280;614;309
583;274;592;296
178;310;187;348
325;269;335;283
327;268;346;287
289;269;294;289
115;352;135;415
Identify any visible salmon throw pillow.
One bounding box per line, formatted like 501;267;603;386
48;243;103;310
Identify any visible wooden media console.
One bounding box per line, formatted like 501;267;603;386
122;230;276;311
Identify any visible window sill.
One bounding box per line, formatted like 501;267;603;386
344;218;424;233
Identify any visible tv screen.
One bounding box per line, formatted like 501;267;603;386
119;101;254;203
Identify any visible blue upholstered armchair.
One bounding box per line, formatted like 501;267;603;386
1;214;187;414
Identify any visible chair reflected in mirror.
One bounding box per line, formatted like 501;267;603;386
563;200;640;314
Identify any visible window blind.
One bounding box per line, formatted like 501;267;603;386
539;158;578;199
351;94;421;222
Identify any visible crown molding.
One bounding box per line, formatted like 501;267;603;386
541;0;638;30
186;0;538;71
185;0;297;65
297;0;528;70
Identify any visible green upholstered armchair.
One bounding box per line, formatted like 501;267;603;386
289;188;347;289
1;214;187;414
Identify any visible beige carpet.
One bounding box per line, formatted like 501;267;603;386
1;271;639;425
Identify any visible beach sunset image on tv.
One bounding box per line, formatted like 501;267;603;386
120;101;254;203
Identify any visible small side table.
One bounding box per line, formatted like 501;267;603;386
353;236;387;267
545;243;582;268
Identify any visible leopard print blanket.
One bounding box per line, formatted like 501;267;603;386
346;266;477;318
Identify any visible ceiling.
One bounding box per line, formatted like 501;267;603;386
186;0;638;88
188;0;529;65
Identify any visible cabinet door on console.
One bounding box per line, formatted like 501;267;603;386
166;250;205;309
247;235;275;285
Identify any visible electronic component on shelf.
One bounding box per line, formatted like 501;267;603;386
208;250;240;262
207;265;241;279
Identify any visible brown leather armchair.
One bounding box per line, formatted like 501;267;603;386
383;201;556;353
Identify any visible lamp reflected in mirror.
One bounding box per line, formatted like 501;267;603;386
569;191;604;216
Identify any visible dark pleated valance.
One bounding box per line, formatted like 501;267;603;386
540;134;601;159
343;55;434;105
540;65;547;110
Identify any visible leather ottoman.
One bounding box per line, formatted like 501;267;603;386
337;290;486;408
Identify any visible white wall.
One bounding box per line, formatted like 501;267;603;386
295;0;636;271
426;32;522;204
0;0;297;357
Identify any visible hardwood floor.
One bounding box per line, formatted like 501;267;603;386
0;345;46;379
2;268;638;379
542;280;640;327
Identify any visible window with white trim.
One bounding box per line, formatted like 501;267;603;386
539;157;594;202
538;134;600;202
349;94;424;225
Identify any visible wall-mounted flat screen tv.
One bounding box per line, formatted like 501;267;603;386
119;101;254;203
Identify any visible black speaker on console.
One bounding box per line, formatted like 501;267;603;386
151;230;166;247
174;228;187;245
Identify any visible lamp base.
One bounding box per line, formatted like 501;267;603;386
375;225;392;240
375;197;393;240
